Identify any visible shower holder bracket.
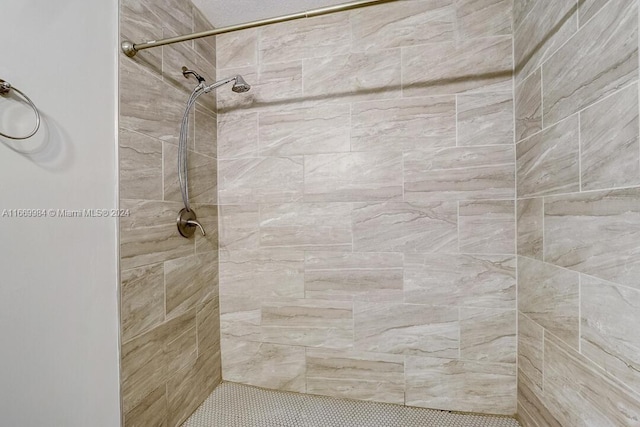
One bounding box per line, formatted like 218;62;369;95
177;208;206;238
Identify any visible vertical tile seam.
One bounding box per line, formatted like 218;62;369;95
578;112;582;192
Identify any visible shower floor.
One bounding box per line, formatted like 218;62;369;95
182;382;521;427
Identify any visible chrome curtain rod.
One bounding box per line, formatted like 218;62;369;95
121;0;401;57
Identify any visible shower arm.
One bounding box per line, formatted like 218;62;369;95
121;0;401;57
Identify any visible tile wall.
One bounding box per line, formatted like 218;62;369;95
216;0;518;415
514;0;640;424
118;0;221;425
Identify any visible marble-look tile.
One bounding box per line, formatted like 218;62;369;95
165;326;198;375
193;54;218;114
581;275;640;395
217;110;258;159
193;8;216;63
515;69;542;142
192;203;219;254
304;152;403;202
219;204;260;250
460;308;516;363
306;349;405;404
404;254;516;308
517;198;543;260
259;203;352;251
218;157;303;204
351;96;456;152
518;313;544;391
517;377;562;427
542;0;638;124
403;36;512;97
167;351;221;427
119;129;163;201
121;310;196;412
304;252;404;302
457;92;514;146
163;144;217;205
120;1;162;76
220;294;261;341
221;338;306;392
259;13;350;64
351;0;454;50
120;199;193;270
194;106;217;158
513;0;535;31
121;263;165;343
518;257;579;349
197;292;220;356
354;303;459;357
516;115;579;198
514;0;577;83
404;146;515;202
459;200;515;254
261;298;354;349
139;0;192;35
216;28;257;69
165;252;217;320
543;336;640;426
581;84;640;191
455;0;513;39
258;105;350;156
161;28;213;96
219;249;304;298
120;59;185;145
544;188;640;290
352;201;457;253
579;0;609;25
303;50;402;102
123;385;167;427
405;356;517;415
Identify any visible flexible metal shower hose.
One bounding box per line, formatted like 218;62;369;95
178;83;206;211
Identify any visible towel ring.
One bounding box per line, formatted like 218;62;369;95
0;79;41;140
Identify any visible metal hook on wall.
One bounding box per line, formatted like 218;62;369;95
0;79;41;140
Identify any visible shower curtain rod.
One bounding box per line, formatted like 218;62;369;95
121;0;401;57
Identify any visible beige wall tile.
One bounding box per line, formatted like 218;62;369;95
404;254;516;308
457;92;514;146
260;203;352;251
219;204;260;250
517;198;543;260
304;252;404;302
542;0;638;124
460;308;516;363
306;349;405;404
459;200;515;254
515;69;542;142
351;0;455;49
354;303;459;357
192;204;219;254
578;0;609;25
581;275;640;395
403;36;512;97
455;0;513;39
518;257;579;349
261;298;353;349
516;115;580;198
513;0;536;31
351;96;456;152
119;129;163;200
193;8;216;63
165;252;217;320
219;249;304;298
258;105;350;156
218;157;303;204
259;13;350;64
220;294;261;341
123;385;168;427
517;313;544;391
120;1;162;76
163;144;217;205
352;201;457;253
221;338;305;392
544;188;640;290
517;377;562;427
121;263;165;343
216;29;257;69
304;152;403;202
217;110;258;158
194;106;217;158
406;356;517;415
580;84;640;191
405;146;515;202
197;293;220;356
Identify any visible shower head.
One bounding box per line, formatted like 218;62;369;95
232;75;251;93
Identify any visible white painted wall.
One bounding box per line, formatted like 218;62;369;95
0;1;121;426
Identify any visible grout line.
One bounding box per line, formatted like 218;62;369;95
578;112;582;192
578;274;582;354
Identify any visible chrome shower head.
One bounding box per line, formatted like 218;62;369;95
232;75;251;93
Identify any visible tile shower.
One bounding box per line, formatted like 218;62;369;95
116;0;640;426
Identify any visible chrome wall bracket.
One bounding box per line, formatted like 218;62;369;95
177;208;206;238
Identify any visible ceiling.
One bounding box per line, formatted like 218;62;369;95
191;0;350;28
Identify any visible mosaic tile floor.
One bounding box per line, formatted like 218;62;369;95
182;382;521;427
